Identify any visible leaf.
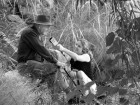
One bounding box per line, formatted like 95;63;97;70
122;41;128;49
136;30;140;40
76;0;79;10
112;38;122;54
11;52;18;61
104;58;113;67
1;39;6;44
103;72;111;82
106;46;115;54
119;97;127;104
7;14;24;23
112;54;121;66
129;83;135;88
67;87;81;101
107;87;119;96
114;70;125;80
84;81;96;89
100;71;106;81
116;29;124;38
0;63;2;68
124;100;129;105
71;84;88;96
106;37;121;54
120;97;129;105
118;88;127;96
126;70;135;79
106;32;115;46
96;86;108;97
82;93;95;104
136;97;140;104
3;44;15;56
0;1;6;8
119;78;128;87
131;51;140;66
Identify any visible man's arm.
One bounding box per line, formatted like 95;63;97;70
22;31;57;64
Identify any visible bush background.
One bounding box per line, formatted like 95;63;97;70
0;0;140;105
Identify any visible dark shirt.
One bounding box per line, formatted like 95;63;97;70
17;25;57;64
70;59;93;80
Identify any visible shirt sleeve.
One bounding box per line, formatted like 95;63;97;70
22;30;57;64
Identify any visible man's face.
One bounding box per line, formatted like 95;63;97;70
38;25;50;35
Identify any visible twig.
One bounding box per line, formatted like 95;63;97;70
92;57;102;80
70;14;77;43
63;33;70;46
94;98;104;105
58;24;69;43
93;26;105;43
9;92;18;105
73;23;85;39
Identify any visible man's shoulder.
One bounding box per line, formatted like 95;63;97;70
21;27;37;37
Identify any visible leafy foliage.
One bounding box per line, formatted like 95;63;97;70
106;32;115;46
0;0;140;105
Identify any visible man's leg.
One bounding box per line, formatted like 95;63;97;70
17;63;28;76
56;69;72;94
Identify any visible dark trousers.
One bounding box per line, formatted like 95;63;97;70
17;60;71;89
17;60;58;86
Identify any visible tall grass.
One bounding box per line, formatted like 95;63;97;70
1;0;140;104
0;49;69;105
0;0;111;104
0;70;52;105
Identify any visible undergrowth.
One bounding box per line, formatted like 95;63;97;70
0;0;140;105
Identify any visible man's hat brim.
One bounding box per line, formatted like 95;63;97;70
34;22;54;26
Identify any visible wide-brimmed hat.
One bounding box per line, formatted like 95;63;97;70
34;15;53;26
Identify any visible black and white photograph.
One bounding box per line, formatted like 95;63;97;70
0;0;140;105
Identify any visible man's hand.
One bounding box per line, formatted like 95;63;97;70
56;61;66;68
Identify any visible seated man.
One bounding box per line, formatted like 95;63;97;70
16;14;64;85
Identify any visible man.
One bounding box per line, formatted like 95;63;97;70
16;14;64;84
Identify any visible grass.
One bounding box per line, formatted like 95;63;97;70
0;70;53;105
0;0;111;104
1;0;140;105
